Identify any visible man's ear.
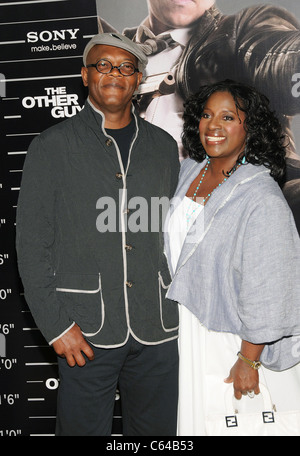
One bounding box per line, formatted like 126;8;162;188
81;66;89;87
135;71;143;90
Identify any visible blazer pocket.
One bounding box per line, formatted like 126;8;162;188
158;270;179;332
55;272;105;337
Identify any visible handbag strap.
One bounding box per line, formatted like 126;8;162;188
225;383;275;415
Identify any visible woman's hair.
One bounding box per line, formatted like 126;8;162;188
182;80;287;182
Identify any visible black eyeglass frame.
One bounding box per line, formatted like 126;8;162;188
86;59;140;76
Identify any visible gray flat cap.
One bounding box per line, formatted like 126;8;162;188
83;32;148;72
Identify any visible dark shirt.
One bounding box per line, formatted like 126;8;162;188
106;118;136;169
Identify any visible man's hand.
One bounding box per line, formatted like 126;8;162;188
52;323;95;367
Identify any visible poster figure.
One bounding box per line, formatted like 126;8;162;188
98;0;300;231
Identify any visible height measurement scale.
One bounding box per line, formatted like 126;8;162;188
0;0;99;437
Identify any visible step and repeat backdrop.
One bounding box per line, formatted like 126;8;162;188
1;0;300;437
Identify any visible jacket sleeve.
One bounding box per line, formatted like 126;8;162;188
237;191;300;369
16;136;74;344
235;5;300;116
182;5;300;117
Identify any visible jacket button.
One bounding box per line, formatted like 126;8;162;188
106;139;113;146
126;281;133;288
116;173;123;180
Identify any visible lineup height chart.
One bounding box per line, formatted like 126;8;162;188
0;0;105;437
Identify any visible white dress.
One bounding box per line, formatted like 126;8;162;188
167;197;300;436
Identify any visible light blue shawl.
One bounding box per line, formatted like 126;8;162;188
165;158;300;371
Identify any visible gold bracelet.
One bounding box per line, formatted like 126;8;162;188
237;352;261;370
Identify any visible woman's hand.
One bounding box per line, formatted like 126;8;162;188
224;358;260;399
224;340;264;399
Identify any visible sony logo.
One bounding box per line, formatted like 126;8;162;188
27;28;80;43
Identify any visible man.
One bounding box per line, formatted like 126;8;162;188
124;0;216;158
16;33;180;436
124;0;300;231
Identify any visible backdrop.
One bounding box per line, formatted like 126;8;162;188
97;0;300;154
0;0;299;438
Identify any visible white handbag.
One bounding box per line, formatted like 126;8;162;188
205;383;300;436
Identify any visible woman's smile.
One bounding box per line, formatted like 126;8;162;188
205;135;226;145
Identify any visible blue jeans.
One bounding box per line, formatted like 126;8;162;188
55;335;178;436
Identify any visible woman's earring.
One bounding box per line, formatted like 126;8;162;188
242;155;246;164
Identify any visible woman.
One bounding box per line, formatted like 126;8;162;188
165;80;300;435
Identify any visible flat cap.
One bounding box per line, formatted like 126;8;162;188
83;32;148;72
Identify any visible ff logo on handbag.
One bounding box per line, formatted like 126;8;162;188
225;416;238;428
225;412;275;428
262;412;275;424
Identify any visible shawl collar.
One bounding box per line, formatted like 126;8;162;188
165;158;269;277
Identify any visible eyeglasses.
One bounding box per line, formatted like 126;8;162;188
86;59;139;76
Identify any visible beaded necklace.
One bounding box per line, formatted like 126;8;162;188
186;158;239;225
